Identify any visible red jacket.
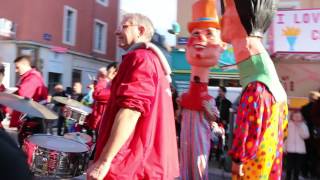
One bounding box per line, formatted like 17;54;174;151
86;79;111;130
0;84;7;128
95;48;180;179
10;69;48;127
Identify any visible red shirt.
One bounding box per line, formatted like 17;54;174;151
0;84;7;128
10;69;48;127
86;79;111;130
95;48;180;179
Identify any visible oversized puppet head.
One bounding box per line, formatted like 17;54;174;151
186;0;225;68
220;0;277;43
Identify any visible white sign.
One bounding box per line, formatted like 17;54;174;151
2;62;10;88
273;9;320;52
0;18;15;37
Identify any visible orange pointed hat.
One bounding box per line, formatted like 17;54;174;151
188;0;220;33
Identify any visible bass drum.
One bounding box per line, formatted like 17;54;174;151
23;134;90;178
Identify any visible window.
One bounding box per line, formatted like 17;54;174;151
93;19;107;54
63;6;77;45
48;72;62;94
72;69;82;85
96;0;108;7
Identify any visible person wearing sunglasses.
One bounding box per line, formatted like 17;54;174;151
87;13;179;180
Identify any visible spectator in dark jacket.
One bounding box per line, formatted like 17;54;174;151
300;91;320;178
215;86;232;128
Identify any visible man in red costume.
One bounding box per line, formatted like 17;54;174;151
87;13;179;180
86;62;117;135
10;56;48;128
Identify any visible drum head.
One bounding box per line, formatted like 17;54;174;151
27;134;89;153
64;132;92;144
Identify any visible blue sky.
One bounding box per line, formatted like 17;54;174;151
120;0;178;46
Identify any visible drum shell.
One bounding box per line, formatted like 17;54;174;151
23;135;90;178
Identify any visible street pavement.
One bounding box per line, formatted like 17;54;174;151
208;167;231;180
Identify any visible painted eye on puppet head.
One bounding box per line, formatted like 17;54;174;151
206;31;213;37
191;30;200;37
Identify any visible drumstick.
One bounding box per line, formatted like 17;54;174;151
88;74;93;81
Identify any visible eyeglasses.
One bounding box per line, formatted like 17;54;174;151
117;24;139;31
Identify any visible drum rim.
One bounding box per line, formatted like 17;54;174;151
64;132;92;143
65;105;91;115
26;134;90;153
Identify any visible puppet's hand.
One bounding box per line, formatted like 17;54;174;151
232;162;244;177
202;100;217;122
210;121;219;129
202;100;212;113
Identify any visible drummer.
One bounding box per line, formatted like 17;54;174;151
50;84;68;136
69;82;84;102
10;55;48;128
86;63;118;137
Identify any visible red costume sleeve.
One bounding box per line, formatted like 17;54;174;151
116;52;156;115
93;80;111;103
228;82;274;163
17;75;40;99
0;84;8;114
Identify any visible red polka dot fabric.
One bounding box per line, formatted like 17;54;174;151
229;82;288;180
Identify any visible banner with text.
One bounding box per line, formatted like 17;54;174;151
274;9;320;52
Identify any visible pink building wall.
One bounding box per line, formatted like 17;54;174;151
0;0;118;61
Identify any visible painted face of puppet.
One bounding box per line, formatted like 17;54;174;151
186;28;224;67
220;0;247;43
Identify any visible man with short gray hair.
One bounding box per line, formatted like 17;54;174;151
87;13;179;180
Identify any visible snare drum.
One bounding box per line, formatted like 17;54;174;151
63;106;91;125
23;134;90;178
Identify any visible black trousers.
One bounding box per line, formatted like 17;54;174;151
285;153;305;180
57;115;66;136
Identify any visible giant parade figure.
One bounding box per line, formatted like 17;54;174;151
179;0;224;179
220;0;288;179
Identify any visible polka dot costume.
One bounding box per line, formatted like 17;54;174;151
228;82;288;180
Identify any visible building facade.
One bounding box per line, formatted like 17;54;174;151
270;0;320;101
279;0;320;9
175;0;320;99
0;0;119;93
